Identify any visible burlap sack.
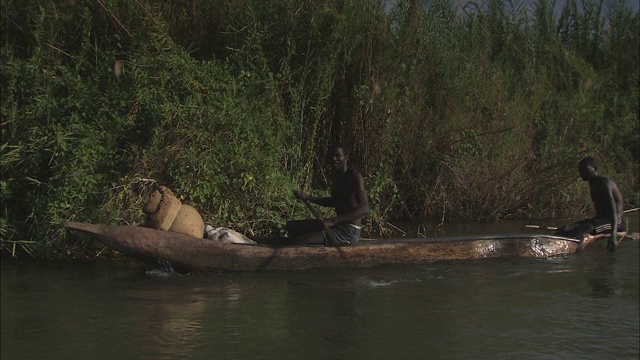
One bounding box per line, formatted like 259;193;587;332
147;186;182;231
169;204;205;238
143;190;162;215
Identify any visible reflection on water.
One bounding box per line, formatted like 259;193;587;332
117;271;260;359
124;283;206;358
1;220;638;360
582;252;619;298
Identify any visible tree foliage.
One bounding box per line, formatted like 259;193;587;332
1;0;638;258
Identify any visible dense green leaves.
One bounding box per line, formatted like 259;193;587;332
1;0;637;258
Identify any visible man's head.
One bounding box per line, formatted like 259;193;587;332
330;143;350;172
578;156;597;181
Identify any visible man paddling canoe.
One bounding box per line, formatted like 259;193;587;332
555;156;627;252
285;143;369;246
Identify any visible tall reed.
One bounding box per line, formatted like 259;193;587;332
1;0;637;259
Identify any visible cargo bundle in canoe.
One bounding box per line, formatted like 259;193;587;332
63;221;615;272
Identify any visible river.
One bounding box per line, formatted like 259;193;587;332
1;219;638;360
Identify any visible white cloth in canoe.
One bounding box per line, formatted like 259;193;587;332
204;225;256;244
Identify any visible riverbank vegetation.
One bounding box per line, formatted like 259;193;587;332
1;0;638;259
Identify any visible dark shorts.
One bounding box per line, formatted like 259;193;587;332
590;216;627;235
556;215;627;239
285;220;361;246
323;223;361;246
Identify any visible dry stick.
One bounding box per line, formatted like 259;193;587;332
96;0;133;38
444;127;514;149
46;43;94;70
525;224;558;230
386;222;407;236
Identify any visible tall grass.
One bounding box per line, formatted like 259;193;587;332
1;0;638;258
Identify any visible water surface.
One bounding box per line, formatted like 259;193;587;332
2;220;638;360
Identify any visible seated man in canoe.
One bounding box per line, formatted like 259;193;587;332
285;143;369;246
555;156;627;252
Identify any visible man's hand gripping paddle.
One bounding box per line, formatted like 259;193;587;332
293;190;339;246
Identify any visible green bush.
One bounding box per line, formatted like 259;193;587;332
1;0;637;259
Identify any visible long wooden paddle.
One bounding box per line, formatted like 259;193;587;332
293;190;339;246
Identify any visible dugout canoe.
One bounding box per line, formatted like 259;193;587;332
63;221;612;272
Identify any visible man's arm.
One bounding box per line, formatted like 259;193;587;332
295;191;335;208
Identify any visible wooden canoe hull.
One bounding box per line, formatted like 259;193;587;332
64;221;598;272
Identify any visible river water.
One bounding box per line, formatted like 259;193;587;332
1;219;638;360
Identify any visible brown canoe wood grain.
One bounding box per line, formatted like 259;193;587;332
64;221;605;272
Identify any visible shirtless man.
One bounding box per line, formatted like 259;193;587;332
555;156;626;252
285;144;369;246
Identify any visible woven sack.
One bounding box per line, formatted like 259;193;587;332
143;190;162;215
169;204;205;238
147;186;182;231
